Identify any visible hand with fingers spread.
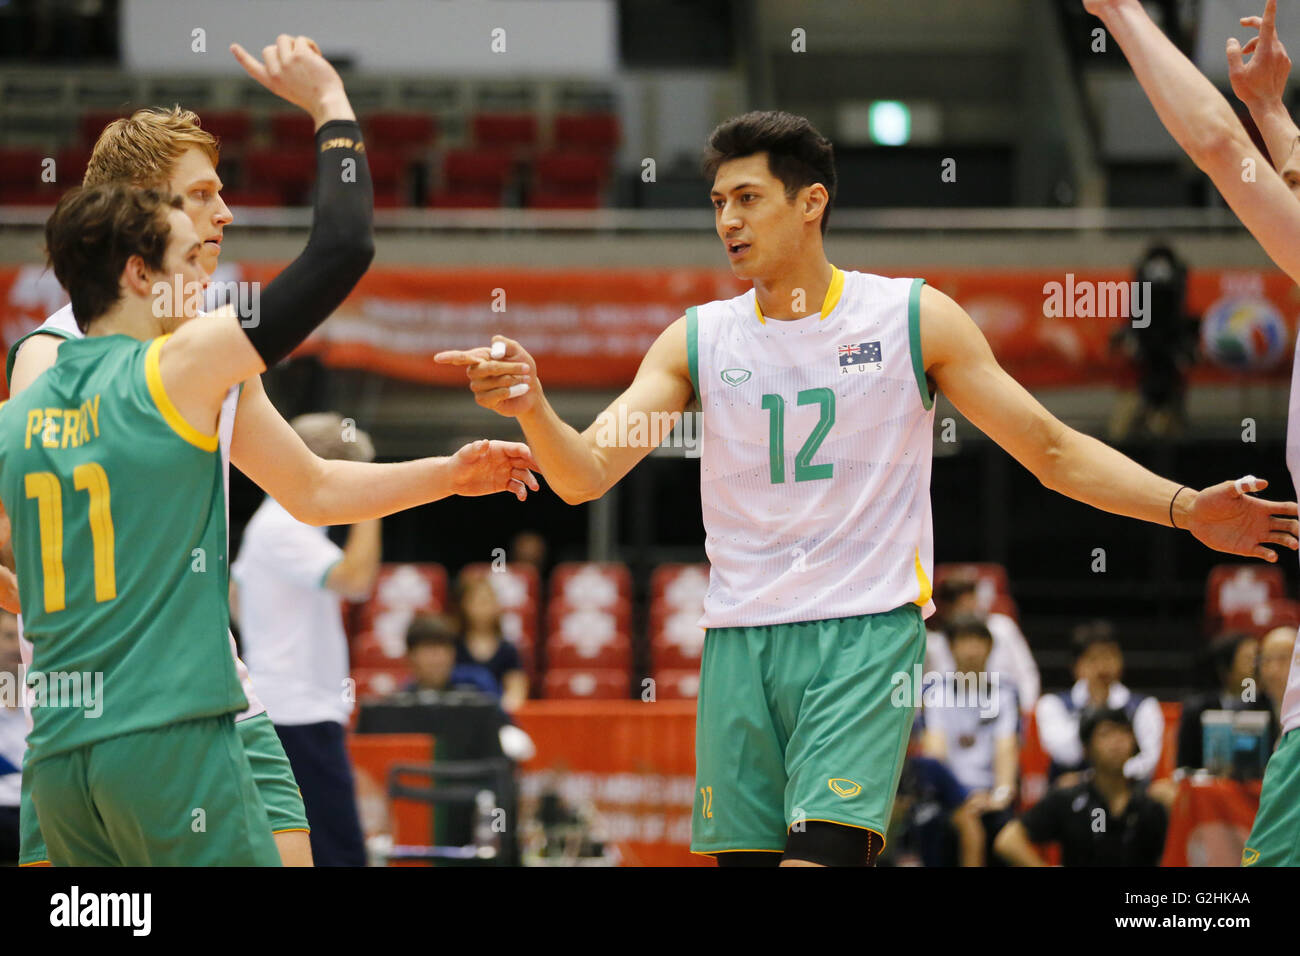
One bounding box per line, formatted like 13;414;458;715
448;439;541;502
230;34;355;127
435;335;539;418
1181;476;1300;562
1228;0;1291;112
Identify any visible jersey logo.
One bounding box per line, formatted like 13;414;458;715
827;778;862;798
1241;847;1260;865
720;367;752;387
838;341;882;373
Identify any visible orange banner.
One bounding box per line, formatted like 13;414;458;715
1161;777;1261;867
3;264;1297;392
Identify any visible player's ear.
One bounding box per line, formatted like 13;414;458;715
802;183;828;223
121;254;155;297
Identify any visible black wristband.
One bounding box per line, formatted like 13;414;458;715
1169;485;1189;529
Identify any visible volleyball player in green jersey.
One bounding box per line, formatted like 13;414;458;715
1084;0;1300;867
0;39;538;866
439;108;1298;865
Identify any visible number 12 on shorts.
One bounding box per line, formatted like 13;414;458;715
761;387;835;484
699;785;714;819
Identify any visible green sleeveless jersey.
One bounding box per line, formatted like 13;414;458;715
0;333;245;762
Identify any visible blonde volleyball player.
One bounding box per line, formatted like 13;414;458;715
437;109;1298;867
1083;0;1300;866
6;36;537;866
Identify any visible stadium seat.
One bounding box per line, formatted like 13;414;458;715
1206;564;1287;629
55;146;91;185
244;148;317;205
429;148;515;208
459;562;541;649
197;110;253;151
545;599;632;669
269;111;317;144
543;668;630;700
933;562;1013;613
219;187;283;207
364;112;437;153
356;563;449;658
550;561;632;608
527;150;609;209
1221;598;1300;638
352;665;411;702
553;113;620;152
649;601;706;671
472;112;539;152
652;668;700;700
79;109;127;146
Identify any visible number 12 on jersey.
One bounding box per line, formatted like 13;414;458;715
761;388;835;484
24;463;117;613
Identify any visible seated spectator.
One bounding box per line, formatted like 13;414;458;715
456;575;528;712
0;610;22;865
920;614;1019;865
925;574;1040;714
994;707;1168;866
1035;620;1164;783
405;614;499;696
885;752;985;868
1258;626;1297;744
1177;631;1273;769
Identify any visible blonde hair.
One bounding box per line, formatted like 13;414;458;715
290;412;375;463
82;106;220;189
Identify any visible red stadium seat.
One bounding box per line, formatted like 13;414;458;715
550;561;632;608
652;668;700;700
352;630;405;669
269;112;317;144
364;112;437;152
553;113;620;151
198;110;253;151
933;562;1013;613
352;665;411;702
0;149;46;186
1221;599;1300;638
1206;564;1287;629
55;146;91;186
459;562;541;648
356;563;449;658
533;150;609;187
650;562;709;607
79;109;127;146
543;668;629;700
219;187;283;207
545;599;632;669
244;148;317;204
429;149;516;207
472;113;538;152
527;186;601;209
649;600;706;670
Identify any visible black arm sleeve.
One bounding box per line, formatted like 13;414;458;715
240;118;375;366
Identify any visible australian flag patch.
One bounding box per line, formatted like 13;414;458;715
838;341;882;372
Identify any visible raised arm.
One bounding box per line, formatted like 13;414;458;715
435;316;695;505
1085;0;1300;283
1227;0;1300;185
922;285;1298;560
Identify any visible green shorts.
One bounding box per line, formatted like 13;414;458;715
17;754;46;866
239;712;310;835
1243;727;1300;866
28;713;282;866
691;604;926;857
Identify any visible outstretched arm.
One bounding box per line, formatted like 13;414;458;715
435;316;695;505
1227;0;1300;185
1086;0;1300;284
922;285;1299;561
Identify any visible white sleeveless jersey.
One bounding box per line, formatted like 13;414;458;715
690;267;936;628
1280;335;1300;735
13;304;262;732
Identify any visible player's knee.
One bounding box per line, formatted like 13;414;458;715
783;821;882;867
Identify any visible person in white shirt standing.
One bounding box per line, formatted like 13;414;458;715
0;610;24;864
232;412;381;867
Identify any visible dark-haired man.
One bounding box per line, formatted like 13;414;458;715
994;707;1168;867
437;109;1296;867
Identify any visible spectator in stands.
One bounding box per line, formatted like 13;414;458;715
1035;621;1164;784
920;614;1019;865
510;529;550;582
885;752;985;867
994;707;1168;866
1176;632;1273;769
0;610;23;864
405;614;500;695
232;413;381;868
456;575;528;712
1258;626;1297;741
925;575;1040;714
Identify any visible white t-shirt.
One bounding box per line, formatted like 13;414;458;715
0;706;26;806
232;497;351;725
925;612;1041;714
921;675;1019;791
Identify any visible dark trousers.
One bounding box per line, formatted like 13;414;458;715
274;721;366;867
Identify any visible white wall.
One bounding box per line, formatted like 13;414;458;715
122;0;618;76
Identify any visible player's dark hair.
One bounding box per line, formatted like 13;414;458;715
405;613;460;652
935;575;979;607
702;110;837;235
947;613;992;645
1079;706;1135;753
1071;619;1119;660
44;184;182;332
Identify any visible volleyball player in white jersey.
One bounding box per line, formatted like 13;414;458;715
438;109;1296;866
1084;0;1300;866
7;37;539;867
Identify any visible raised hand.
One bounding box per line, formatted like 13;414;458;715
448;439;540;501
230;35;354;127
1228;0;1290;110
1184;476;1299;562
434;335;539;418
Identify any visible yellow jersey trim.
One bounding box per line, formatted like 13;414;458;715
145;336;218;452
272;827;312;835
754;265;844;325
913;547;932;607
19;859;52;867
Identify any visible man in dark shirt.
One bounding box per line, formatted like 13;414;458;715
1177;631;1275;769
994;707;1168;866
404;614;500;696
